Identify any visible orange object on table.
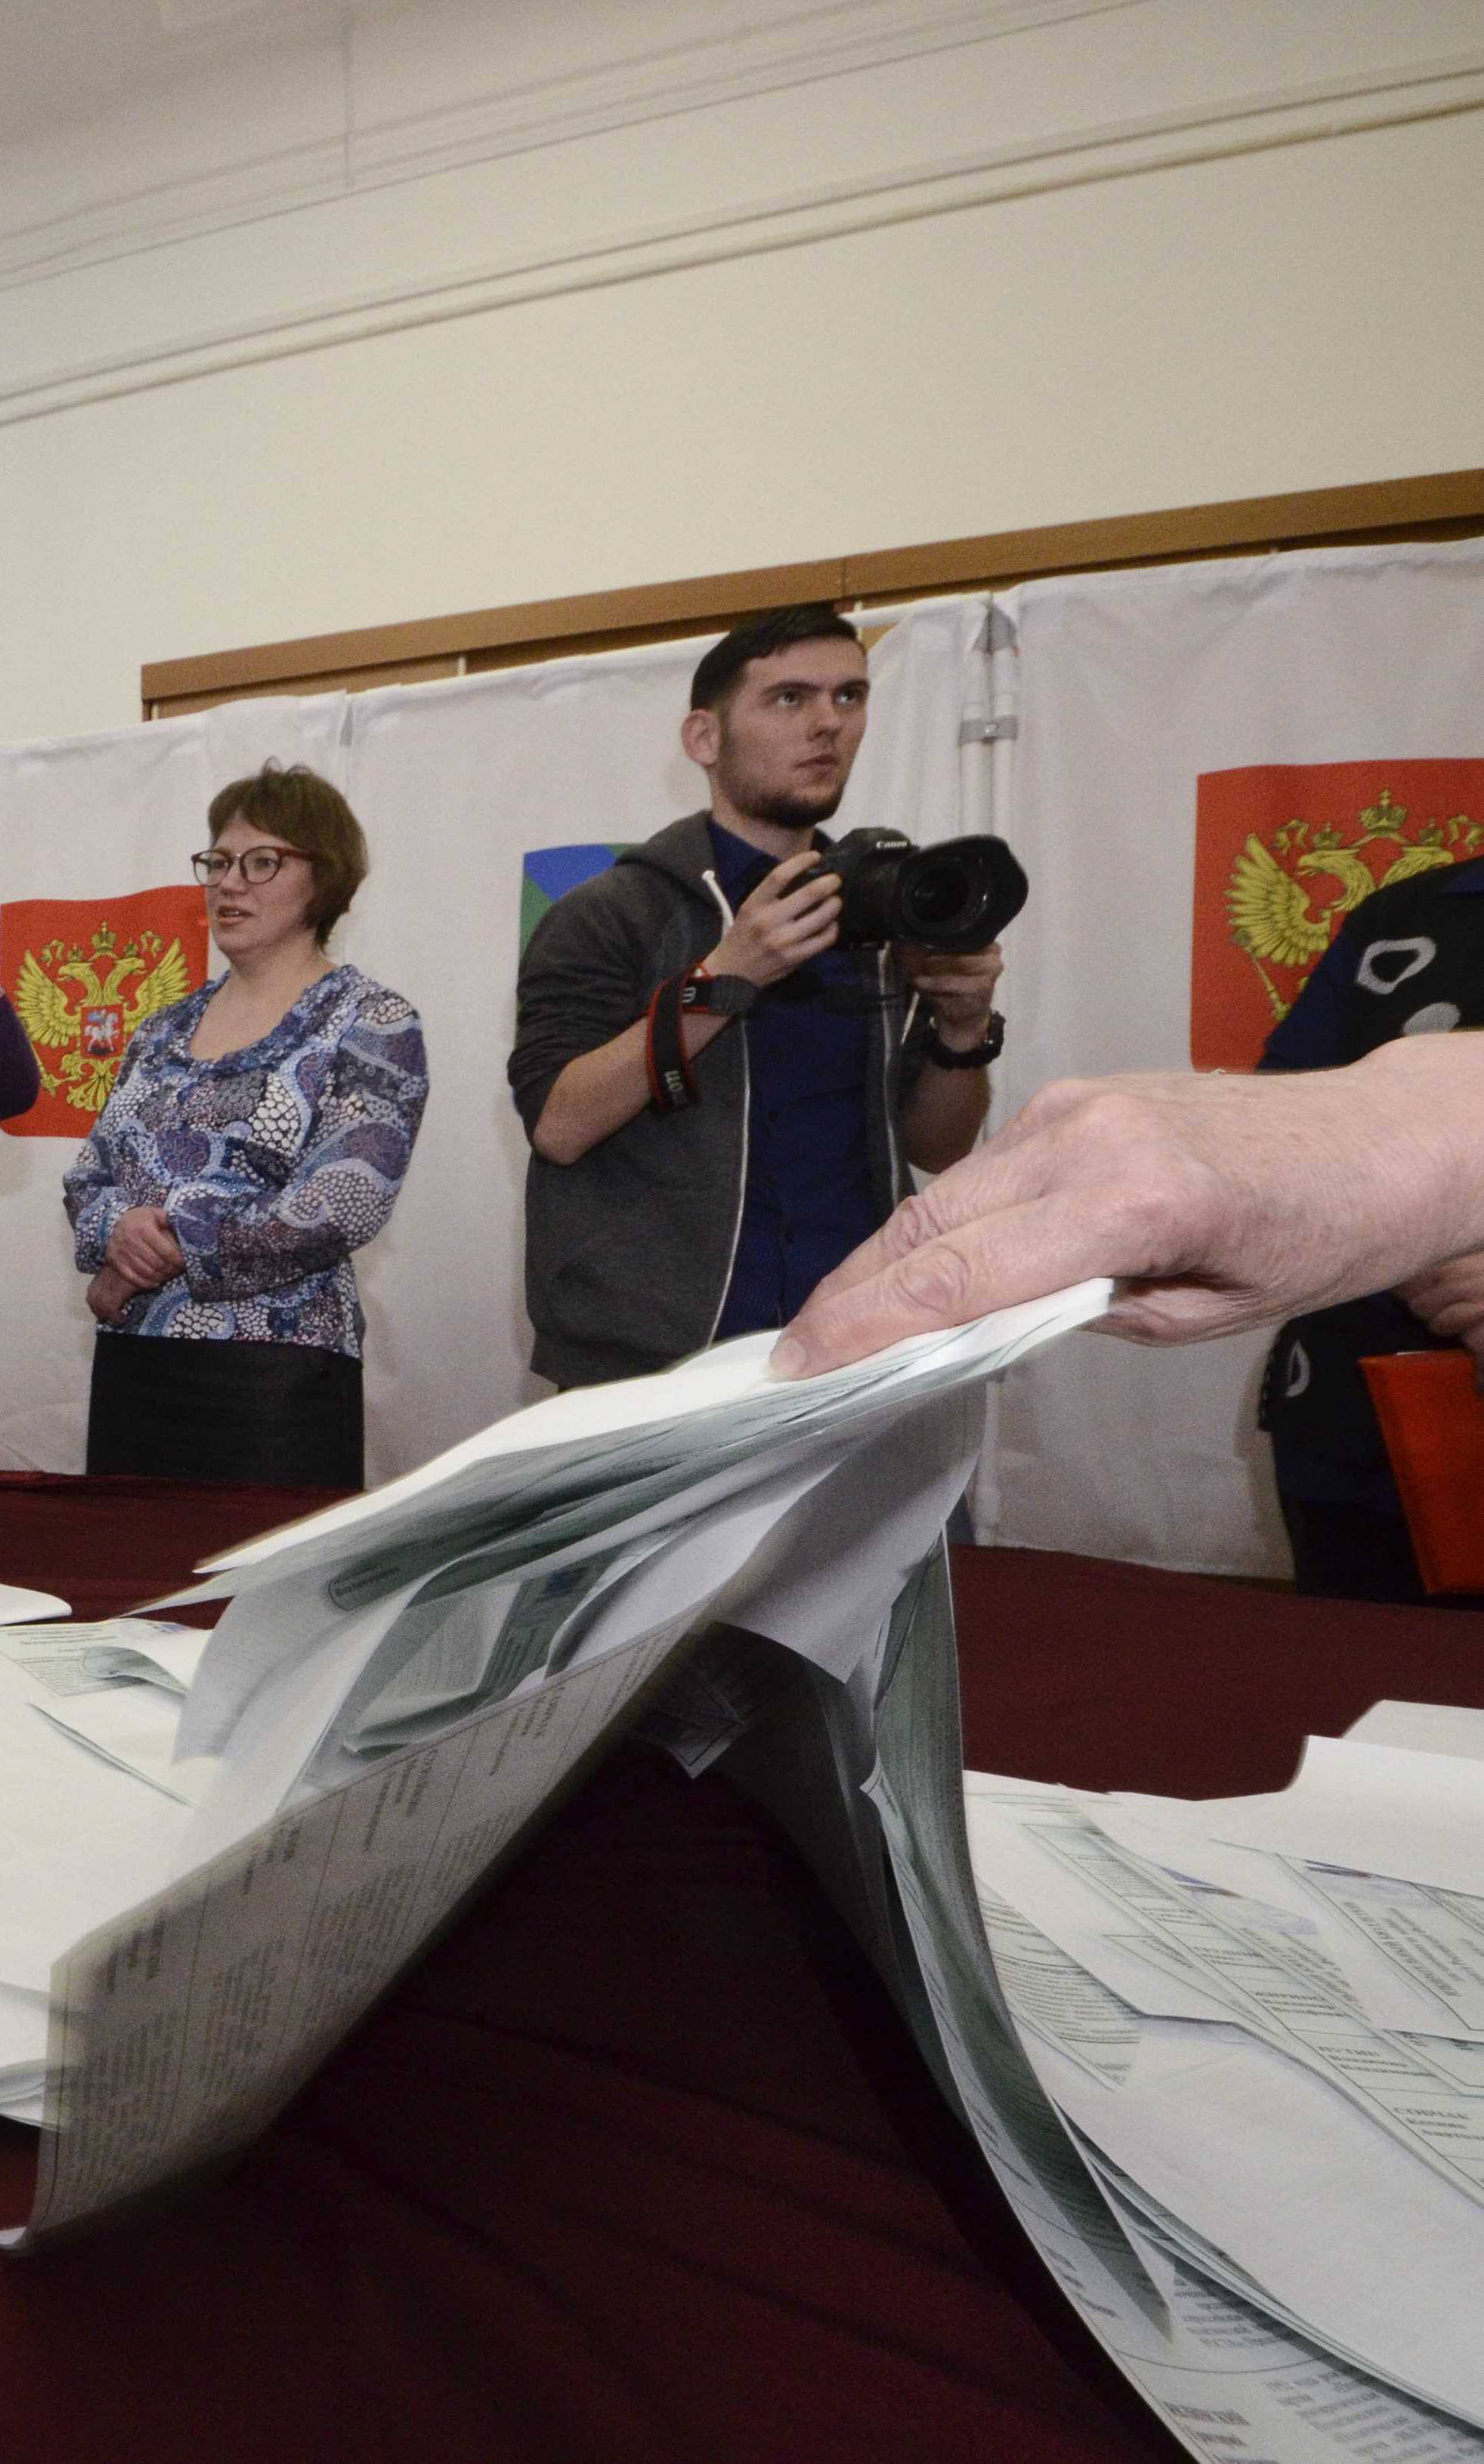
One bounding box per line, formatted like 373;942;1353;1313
1362;1350;1484;1593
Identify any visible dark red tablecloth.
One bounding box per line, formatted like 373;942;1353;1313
2;1477;1482;2464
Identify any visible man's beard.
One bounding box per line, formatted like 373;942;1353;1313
742;782;846;830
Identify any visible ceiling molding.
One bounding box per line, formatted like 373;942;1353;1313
349;0;1135;187
2;47;1481;430
0;0;1135;290
0;139;349;287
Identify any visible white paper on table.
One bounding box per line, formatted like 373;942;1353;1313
1009;1805;1484;2202
1076;2143;1484;2464
965;1785;1484;2215
880;1760;1484;2463
0;1658;190;1992
1197;1737;1484;1896
1092;1798;1465;2038
965;1791;1241;2027
1346;1700;1484;1764
970;1866;1484;2428
84;1626;206;1693
0;1586;70;1626
30;1689;215;1808
1280;1861;1484;2040
1029;2017;1484;2430
0;1621;204;1699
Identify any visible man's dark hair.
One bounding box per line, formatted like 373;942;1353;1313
689;603;860;712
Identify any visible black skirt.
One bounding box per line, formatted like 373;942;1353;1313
87;1334;364;1490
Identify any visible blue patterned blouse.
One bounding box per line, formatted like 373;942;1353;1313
63;965;428;1358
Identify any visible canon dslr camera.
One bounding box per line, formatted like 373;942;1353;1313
814;827;1027;951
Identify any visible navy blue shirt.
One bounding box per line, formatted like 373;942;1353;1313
707;820;882;1338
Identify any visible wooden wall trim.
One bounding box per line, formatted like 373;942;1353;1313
141;557;846;706
842;468;1484;598
142;468;1484;717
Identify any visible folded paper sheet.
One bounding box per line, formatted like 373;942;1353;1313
0;1285;1108;2245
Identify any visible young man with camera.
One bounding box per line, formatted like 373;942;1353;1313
507;604;1006;1388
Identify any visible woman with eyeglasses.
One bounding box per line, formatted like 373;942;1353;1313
63;762;428;1488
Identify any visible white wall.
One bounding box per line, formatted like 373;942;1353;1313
1;0;1482;741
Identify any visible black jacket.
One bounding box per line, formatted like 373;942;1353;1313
1258;858;1484;1509
508;813;928;1387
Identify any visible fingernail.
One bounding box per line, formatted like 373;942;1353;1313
771;1336;807;1378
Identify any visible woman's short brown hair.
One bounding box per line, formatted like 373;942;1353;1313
207;762;369;948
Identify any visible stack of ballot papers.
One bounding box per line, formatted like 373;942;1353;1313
0;1283;1107;2245
12;1281;1483;2464
0;1621;203;2123
849;1550;1484;2464
937;1705;1484;2462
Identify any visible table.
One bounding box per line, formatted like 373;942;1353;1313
2;1476;1482;2464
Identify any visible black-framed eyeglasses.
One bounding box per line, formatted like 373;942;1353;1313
191;846;315;887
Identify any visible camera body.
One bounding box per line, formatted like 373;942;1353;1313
817;827;1028;953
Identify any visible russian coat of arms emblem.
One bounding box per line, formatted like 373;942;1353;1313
1190;761;1484;1071
0;886;209;1139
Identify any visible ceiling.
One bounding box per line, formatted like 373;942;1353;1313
0;0;366;144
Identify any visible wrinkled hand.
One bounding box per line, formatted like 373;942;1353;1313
710;849;841;988
1397;1250;1484;1394
903;941;1003;1047
86;1265;136;1325
771;1037;1484;1376
106;1204;186;1290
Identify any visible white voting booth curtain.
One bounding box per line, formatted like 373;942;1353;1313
0;597;986;1485
10;552;1482;1573
990;537;1484;1576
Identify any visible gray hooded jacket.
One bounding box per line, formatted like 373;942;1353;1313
508;812;929;1387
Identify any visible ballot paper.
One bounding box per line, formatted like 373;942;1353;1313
845;1576;1484;2464
172;1292;1108;1610
2;1286;1106;2244
0;1655;189;2006
11;1417;976;2231
9;1614;687;2248
165;1300;1093;1865
0;1621;204;1699
1190;1736;1484;1897
0;1585;70;1625
1347;1700;1484;1763
926;1758;1484;2455
0;1982;48;2122
31;1691;215;1808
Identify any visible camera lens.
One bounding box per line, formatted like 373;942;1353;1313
825;827;1026;951
898;851;989;942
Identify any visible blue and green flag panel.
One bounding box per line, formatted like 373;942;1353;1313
519;845;630;955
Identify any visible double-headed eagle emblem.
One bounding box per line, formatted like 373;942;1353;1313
12;922;192;1114
1225;790;1480;1024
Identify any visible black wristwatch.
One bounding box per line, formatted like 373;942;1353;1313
923;1011;1004;1069
680;970;760;1017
